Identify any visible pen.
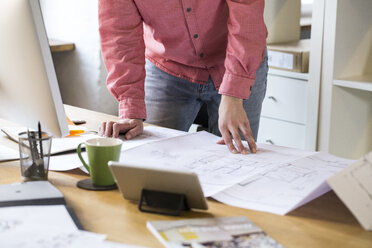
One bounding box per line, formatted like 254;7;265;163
38;121;43;159
37;122;45;178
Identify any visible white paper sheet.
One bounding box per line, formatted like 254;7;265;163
213;152;353;215
121;131;316;197
47;126;186;172
50;134;100;154
119;131;355;214
328;151;372;231
0;205;78;235
99;241;149;248
49;152;87;172
1;227;106;248
0;206;148;247
119;125;186;151
0;144;19;161
1;126;99;155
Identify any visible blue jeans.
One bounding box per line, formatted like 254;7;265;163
144;56;268;141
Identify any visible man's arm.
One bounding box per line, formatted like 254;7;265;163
218;0;267;154
99;0;146;120
98;0;146;138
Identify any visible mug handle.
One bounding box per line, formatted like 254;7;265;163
77;142;90;173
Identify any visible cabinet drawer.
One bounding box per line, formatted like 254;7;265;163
257;117;306;149
261;75;307;124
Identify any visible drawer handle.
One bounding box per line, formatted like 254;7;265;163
267;96;277;101
265;139;274;145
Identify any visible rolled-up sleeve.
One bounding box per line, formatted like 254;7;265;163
219;0;267;99
99;0;146;119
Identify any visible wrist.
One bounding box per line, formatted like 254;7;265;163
221;95;243;104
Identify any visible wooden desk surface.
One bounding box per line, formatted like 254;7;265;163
1;105;371;248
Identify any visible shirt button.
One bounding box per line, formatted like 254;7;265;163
193;34;199;39
186;8;192;12
199;53;204;58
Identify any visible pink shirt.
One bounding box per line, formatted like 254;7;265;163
99;0;267;119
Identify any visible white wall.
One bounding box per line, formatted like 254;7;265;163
40;0;117;115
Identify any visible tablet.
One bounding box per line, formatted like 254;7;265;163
108;161;208;210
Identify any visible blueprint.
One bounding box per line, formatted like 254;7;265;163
213;152;353;215
120;131;354;214
122;131;315;197
328;151;372;230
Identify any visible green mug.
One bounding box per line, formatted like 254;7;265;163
77;137;122;186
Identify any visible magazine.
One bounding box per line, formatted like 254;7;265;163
147;216;283;248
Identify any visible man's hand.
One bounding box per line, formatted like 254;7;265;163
218;95;256;154
99;119;143;139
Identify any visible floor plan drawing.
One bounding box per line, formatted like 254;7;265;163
213;152;353;215
121;131;354;214
121;131;317;197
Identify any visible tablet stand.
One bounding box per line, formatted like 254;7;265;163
138;189;189;216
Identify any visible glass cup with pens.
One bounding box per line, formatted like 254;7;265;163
18;123;52;181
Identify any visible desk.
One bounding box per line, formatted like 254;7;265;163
1;105;371;248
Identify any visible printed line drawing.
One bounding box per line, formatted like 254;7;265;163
0;219;22;232
350;156;372;202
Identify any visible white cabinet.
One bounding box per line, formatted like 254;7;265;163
318;0;372;159
258;117;306;148
258;0;371;159
258;71;308;149
262;74;307;124
257;0;324;151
